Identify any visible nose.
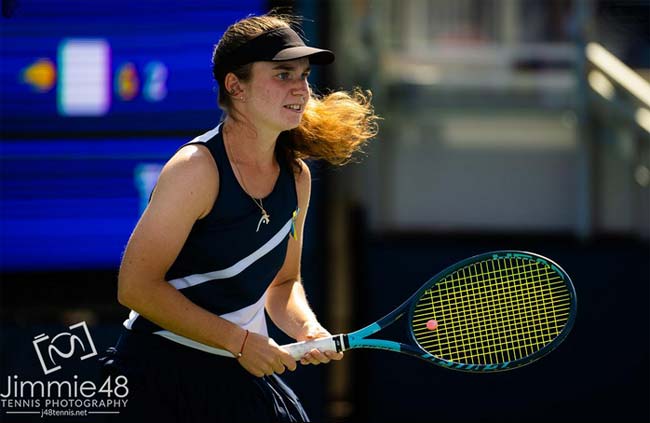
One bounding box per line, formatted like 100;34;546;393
292;80;309;99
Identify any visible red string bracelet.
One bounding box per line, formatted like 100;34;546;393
236;329;249;359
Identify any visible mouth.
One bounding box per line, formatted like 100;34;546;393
283;104;303;112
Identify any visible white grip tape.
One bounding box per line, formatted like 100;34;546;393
282;335;342;360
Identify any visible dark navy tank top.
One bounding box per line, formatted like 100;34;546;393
123;123;299;356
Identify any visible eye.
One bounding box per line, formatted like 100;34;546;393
276;72;290;81
301;72;310;80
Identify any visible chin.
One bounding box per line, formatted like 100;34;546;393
282;118;302;131
269;112;304;133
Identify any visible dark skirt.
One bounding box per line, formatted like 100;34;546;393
99;329;309;423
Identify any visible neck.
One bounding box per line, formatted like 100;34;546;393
222;117;278;168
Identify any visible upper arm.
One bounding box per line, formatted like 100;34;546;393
269;159;311;286
118;145;218;295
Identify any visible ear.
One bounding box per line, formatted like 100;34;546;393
224;72;243;96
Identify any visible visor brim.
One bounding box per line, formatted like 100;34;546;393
271;46;335;65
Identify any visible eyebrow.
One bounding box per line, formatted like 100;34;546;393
272;63;311;73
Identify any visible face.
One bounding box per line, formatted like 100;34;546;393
240;57;311;134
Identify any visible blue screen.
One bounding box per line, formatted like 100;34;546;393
0;0;266;271
0;0;265;134
0;138;185;271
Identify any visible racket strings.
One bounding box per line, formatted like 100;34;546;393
412;285;571;339
416;264;550;362
438;260;567;362
427;260;568;362
411;257;572;365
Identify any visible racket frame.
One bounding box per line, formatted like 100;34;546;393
284;251;577;372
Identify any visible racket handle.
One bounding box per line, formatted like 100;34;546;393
282;334;346;361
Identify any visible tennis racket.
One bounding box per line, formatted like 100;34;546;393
283;251;576;372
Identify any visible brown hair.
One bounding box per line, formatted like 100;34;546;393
212;13;378;171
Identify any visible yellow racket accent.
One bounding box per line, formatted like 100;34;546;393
411;256;572;365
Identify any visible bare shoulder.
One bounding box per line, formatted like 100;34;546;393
293;159;311;206
166;143;215;173
153;144;219;218
294;158;311;186
159;144;217;185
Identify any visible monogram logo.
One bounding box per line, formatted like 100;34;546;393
32;322;98;375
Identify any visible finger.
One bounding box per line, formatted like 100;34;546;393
302;352;321;366
309;349;330;364
272;360;285;374
278;350;297;371
281;355;297;372
325;350;344;361
239;359;266;378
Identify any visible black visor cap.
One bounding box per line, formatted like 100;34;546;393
224;26;335;67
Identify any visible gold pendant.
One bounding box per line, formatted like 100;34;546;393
256;211;270;232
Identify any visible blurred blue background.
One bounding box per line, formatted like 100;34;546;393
1;0;648;422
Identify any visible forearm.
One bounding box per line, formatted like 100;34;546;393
265;279;320;340
119;279;245;355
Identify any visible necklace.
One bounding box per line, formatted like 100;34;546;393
251;197;270;232
224;132;271;232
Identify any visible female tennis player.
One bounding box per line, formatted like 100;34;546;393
101;11;378;422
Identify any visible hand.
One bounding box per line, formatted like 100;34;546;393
294;321;344;366
236;331;297;378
